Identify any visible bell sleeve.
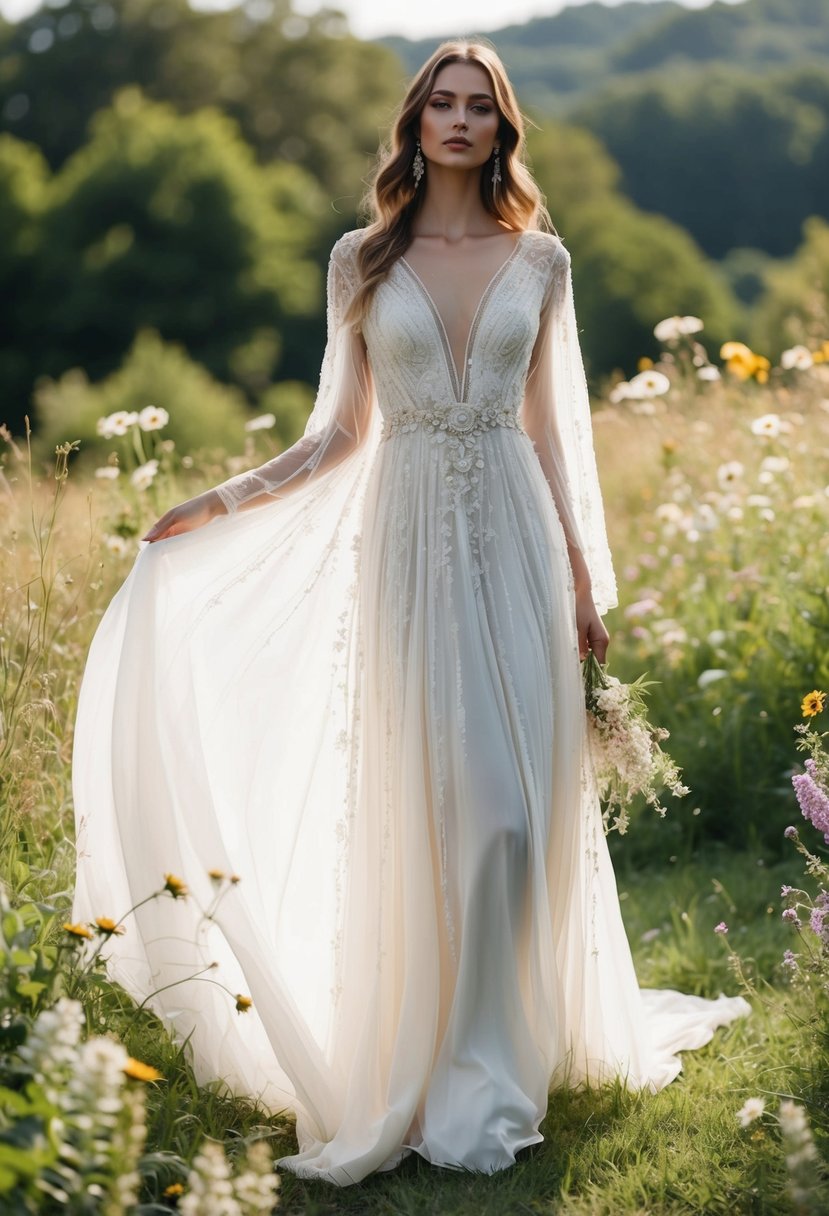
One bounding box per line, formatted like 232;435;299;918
212;234;374;514
520;241;618;615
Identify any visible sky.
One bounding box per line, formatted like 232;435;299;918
0;0;744;41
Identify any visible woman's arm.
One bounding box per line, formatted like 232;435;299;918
143;238;373;541
520;242;611;662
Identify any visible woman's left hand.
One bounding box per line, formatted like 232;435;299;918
568;544;610;664
575;585;610;665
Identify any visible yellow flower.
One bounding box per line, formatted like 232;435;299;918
62;922;93;940
235;994;253;1013
95;916;125;936
123;1057;164;1082
163;1182;185;1198
720;342;770;382
163;873;188;899
661;438;678;455
207;868;225;882
801;690;826;717
637;356;654;372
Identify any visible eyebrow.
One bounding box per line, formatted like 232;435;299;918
429;89;495;102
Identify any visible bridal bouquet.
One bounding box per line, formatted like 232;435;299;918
583;652;689;835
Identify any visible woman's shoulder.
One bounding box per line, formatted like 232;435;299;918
520;228;570;265
330;227;366;264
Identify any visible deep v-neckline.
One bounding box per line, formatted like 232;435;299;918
398;232;527;403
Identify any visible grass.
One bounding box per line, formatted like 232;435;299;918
114;850;815;1214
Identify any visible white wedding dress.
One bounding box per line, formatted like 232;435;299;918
71;228;750;1186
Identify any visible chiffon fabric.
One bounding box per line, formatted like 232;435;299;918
71;228;750;1186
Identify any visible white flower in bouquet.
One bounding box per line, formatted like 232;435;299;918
583;653;688;835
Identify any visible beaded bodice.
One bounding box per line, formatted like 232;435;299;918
361;229;561;434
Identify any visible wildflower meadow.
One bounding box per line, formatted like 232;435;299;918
2;315;829;1213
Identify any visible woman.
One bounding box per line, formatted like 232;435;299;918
72;39;750;1186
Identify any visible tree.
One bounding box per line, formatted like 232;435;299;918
751;216;829;358
572;67;829;259
0;0;402;203
0;135;48;427
526;120;737;378
36;91;325;403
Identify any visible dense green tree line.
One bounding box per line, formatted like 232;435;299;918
0;0;401;197
0;0;824;455
572;65;829;259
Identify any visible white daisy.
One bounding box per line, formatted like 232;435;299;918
750;413;781;438
628;369;671;398
654;315;704;343
130;459;159;491
138;405;170;431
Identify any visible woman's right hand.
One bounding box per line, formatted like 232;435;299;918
141;490;226;543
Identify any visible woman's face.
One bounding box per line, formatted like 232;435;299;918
417;61;501;175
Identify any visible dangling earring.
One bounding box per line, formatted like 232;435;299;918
413;139;425;188
492;145;502;188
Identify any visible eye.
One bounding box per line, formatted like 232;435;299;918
430;100;450;109
472;105;493;114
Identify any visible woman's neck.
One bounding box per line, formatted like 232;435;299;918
411;166;505;242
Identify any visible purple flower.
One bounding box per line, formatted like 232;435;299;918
782;907;801;926
714;922;728;934
781;885;793;897
784;826;798;840
809;906;827;936
782;950;798;971
817;891;829;911
792;764;829;842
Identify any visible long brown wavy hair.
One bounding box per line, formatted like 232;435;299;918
344;38;553;330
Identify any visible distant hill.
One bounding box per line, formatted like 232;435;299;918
379;0;829;115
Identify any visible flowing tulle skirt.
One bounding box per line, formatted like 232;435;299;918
72;413;750;1185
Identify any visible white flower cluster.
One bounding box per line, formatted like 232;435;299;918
586;672;688;835
18;997;146;1209
736;1096;823;1209
18;995;83;1108
778;1098;822;1208
96;405;170;438
180;1138;280;1216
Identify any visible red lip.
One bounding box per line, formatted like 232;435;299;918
444;138;472;148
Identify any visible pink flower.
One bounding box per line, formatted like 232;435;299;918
714;922;728;934
792;762;829;841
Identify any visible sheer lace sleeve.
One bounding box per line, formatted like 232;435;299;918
212;231;373;514
520;240;618;615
